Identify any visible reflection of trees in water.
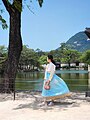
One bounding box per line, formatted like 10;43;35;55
57;72;88;91
79;73;88;79
13;71;89;91
17;72;44;80
15;72;44;91
59;73;71;79
85;72;90;97
16;81;35;90
88;72;90;90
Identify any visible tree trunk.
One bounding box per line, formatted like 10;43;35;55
2;9;22;93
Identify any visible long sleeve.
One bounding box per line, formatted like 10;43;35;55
43;65;46;80
48;63;55;81
44;64;49;80
44;71;47;80
49;70;55;81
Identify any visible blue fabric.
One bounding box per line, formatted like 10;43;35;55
42;72;70;97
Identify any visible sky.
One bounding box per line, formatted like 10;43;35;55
0;0;90;51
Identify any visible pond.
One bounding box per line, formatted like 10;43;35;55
14;70;90;92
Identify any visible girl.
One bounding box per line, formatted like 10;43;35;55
42;55;70;106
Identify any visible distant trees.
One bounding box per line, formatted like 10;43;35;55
49;43;81;66
0;46;7;73
35;48;45;57
0;46;7;56
0;45;90;72
79;50;90;65
38;55;47;65
60;49;81;66
19;45;40;71
0;45;47;72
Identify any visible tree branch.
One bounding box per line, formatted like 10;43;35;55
2;0;12;13
38;0;43;7
12;0;22;12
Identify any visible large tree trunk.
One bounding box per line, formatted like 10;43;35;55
2;6;22;93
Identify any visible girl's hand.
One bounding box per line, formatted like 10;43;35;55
46;80;50;84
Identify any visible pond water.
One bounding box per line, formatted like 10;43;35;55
15;70;90;92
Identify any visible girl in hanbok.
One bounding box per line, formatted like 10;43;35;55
42;55;70;106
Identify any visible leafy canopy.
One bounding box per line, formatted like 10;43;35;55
0;0;43;29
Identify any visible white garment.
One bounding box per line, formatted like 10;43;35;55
44;62;56;81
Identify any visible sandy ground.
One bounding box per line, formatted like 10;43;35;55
0;92;90;120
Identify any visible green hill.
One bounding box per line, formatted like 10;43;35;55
64;32;90;52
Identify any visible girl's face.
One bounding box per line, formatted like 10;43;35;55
47;57;51;63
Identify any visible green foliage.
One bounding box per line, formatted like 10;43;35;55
0;0;43;29
0;15;8;29
79;50;90;65
49;43;81;64
0;46;7;72
19;45;40;70
35;48;45;57
13;0;22;12
0;45;7;57
61;49;81;63
19;45;47;70
38;55;47;65
0;44;90;72
0;2;8;29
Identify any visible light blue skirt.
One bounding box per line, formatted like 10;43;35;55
42;72;70;99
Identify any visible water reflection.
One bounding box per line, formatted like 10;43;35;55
15;70;89;92
88;72;90;89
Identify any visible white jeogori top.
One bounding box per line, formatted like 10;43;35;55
44;62;56;81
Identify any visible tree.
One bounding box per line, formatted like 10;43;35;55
61;49;81;67
0;45;7;56
38;55;47;65
19;45;40;71
1;0;43;93
80;50;90;65
35;48;45;57
60;42;66;51
0;46;7;73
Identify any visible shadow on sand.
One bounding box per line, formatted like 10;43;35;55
13;92;90;111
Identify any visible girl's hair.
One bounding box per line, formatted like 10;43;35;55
47;54;56;65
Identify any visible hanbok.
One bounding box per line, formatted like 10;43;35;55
42;62;70;100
